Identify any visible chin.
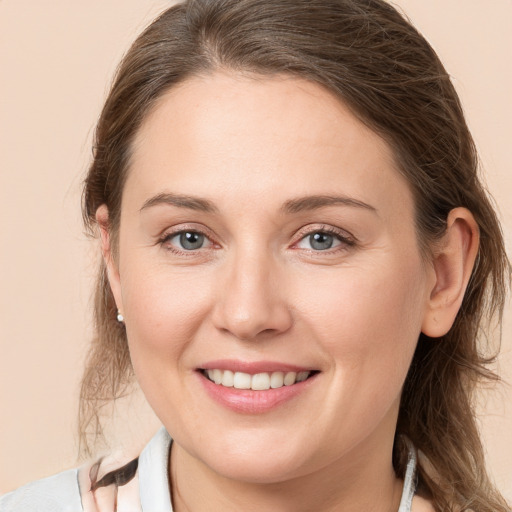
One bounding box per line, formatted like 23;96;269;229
209;455;305;484
193;432;312;484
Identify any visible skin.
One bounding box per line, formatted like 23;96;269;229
98;72;478;512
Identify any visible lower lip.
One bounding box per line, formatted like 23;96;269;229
197;371;319;414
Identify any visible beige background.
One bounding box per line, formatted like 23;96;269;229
1;0;511;500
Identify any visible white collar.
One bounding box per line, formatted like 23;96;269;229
398;437;418;512
137;428;417;512
138;427;173;511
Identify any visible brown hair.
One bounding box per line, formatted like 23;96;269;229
81;0;510;509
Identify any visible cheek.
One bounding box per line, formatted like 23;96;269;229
297;252;427;385
293;254;428;452
119;261;218;431
120;259;214;374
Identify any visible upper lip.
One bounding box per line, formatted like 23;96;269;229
199;359;317;374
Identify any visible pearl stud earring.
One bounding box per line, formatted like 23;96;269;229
117;310;125;323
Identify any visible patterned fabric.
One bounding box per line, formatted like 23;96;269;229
0;428;417;511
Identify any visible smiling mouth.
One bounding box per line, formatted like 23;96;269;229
201;369;319;391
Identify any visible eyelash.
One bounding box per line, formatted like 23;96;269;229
295;225;356;253
158;224;356;257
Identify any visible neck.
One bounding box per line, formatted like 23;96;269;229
169;433;403;512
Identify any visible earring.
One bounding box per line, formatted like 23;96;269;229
116;310;125;323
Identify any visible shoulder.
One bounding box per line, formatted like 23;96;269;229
0;468;82;512
0;428;172;512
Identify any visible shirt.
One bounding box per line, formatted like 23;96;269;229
0;428;417;511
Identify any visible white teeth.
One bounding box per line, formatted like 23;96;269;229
233;372;252;389
251;373;270;391
283;372;297;386
270;371;284;388
212;369;222;385
204;369;312;389
221;370;234;387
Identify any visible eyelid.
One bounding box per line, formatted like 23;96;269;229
166;231;214;247
157;223;356;256
293;224;357;247
158;224;218;255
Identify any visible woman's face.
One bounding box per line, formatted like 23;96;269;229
108;72;435;483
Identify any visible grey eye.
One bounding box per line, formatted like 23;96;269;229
175;231;206;250
309;232;335;250
296;230;344;251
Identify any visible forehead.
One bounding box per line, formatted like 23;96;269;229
125;71;413;219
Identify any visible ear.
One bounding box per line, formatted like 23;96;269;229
421;207;480;338
96;205;124;316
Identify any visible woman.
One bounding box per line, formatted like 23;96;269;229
1;0;510;510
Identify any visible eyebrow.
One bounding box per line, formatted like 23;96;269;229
280;195;377;215
140;192;377;215
140;193;220;214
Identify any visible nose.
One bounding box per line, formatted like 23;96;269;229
211;248;293;341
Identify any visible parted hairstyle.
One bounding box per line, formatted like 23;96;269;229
80;0;510;510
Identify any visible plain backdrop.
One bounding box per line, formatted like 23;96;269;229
1;0;511;499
